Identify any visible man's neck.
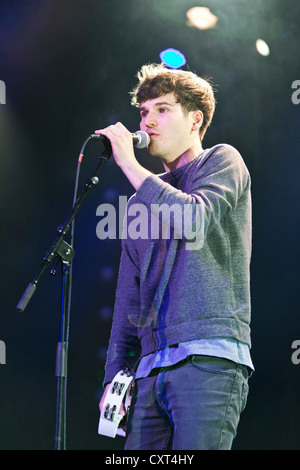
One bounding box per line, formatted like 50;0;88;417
162;143;203;173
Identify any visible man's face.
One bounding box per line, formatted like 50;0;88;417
139;93;198;163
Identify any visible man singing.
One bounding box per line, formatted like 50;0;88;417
97;63;253;450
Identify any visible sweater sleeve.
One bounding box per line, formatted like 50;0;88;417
135;144;250;249
103;235;142;385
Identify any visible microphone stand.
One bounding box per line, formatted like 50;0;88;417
16;137;112;450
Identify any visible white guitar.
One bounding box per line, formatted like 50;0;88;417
98;369;134;438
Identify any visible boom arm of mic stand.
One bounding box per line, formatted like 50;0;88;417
16;140;112;313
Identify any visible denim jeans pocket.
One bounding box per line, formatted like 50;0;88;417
239;379;249;414
190;354;239;377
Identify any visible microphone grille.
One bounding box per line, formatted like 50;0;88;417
135;130;150;149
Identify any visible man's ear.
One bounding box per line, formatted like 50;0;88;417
192;110;203;132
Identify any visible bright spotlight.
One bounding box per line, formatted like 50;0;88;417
256;39;270;56
159;48;187;69
186;7;218;30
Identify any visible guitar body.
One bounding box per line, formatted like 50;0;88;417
98;369;134;438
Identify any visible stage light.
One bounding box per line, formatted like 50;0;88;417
98;305;113;321
159;48;186;69
256;39;270;56
97;346;108;362
99;265;115;281
186;7;218;30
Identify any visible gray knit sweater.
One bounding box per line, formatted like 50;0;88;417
103;144;252;385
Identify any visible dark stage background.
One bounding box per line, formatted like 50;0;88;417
0;0;300;450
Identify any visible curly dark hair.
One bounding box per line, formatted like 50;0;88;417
130;63;216;141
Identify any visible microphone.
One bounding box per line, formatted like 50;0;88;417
90;130;150;149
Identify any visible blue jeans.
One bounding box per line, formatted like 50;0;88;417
125;355;249;450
